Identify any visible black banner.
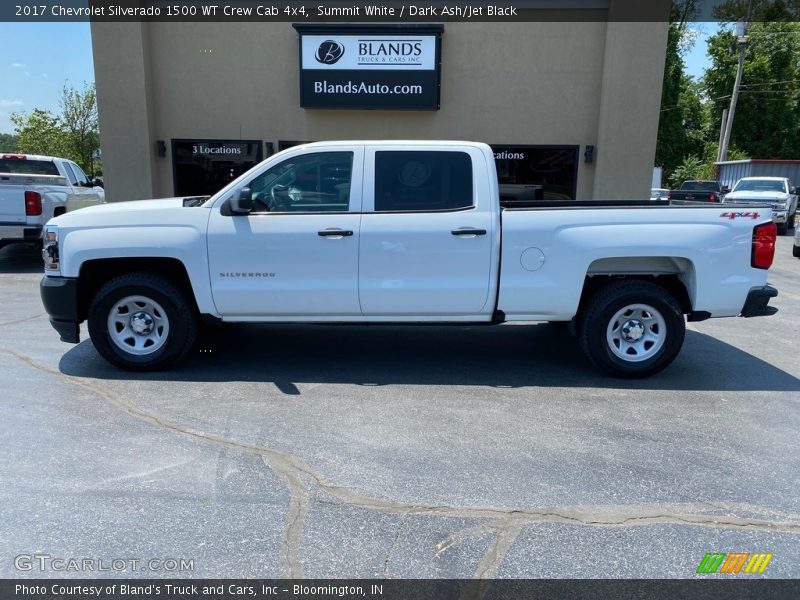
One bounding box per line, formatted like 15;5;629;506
3;579;799;600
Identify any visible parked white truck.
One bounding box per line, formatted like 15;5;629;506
722;176;798;235
40;142;779;377
0;154;104;249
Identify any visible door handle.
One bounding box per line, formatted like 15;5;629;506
318;229;354;237
451;228;487;236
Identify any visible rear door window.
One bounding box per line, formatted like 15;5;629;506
374;151;473;212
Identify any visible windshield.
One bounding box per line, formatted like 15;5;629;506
732;179;786;193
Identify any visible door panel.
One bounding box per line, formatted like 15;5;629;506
359;147;493;316
207;148;364;317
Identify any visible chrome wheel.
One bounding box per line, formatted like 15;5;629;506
606;303;666;363
106;295;170;356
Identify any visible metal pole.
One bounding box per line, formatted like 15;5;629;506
717;108;728;162
719;46;746;161
719;2;752;162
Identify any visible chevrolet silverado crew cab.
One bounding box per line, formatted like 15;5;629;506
0;153;104;249
40;141;779;377
722;176;798;235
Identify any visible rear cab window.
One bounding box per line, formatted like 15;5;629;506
0;158;59;176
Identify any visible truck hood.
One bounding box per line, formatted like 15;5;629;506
50;197;206;227
724;191;789;202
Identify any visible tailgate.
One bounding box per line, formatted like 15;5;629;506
0;181;26;224
0;173;68;224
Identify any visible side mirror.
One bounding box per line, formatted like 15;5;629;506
721;186;730;194
229;187;253;214
90;178;104;188
790;187;797;195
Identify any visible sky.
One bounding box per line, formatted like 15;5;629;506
0;22;95;134
0;21;719;136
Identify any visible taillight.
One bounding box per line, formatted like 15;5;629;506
751;222;777;270
709;192;718;202
24;191;42;216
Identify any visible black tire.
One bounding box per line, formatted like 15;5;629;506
777;222;788;236
793;244;800;258
578;280;686;378
787;212;795;231
88;272;197;371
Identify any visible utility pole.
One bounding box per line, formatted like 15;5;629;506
716;108;728;162
718;0;753;162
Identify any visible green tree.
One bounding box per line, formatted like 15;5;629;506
60;82;98;173
704;21;800;159
10;109;68;158
656;2;707;181
0;133;17;152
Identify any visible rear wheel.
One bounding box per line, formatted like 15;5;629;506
793;244;800;258
578;281;685;378
88;272;197;370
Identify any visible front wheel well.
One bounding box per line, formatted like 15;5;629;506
76;257;197;321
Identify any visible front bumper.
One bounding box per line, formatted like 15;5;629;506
740;285;778;318
40;276;80;343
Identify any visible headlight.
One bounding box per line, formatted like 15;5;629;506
42;227;59;270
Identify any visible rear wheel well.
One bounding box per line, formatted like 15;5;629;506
577;274;692;321
77;258;197;321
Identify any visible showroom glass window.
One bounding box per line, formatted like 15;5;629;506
172;140;263;197
492;145;579;204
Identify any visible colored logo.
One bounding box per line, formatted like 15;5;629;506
696;552;773;574
315;40;345;65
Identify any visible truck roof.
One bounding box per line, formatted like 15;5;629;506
1;153;63;162
288;140;492;150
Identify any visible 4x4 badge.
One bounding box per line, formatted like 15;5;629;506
721;211;760;220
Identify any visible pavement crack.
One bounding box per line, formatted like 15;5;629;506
473;520;523;581
0;312;45;328
265;456;309;579
3;345;800;546
383;513;406;578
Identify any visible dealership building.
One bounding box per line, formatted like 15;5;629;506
90;3;668;202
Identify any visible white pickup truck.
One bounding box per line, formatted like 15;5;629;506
722;176;798;235
0;154;104;249
40;141;779;377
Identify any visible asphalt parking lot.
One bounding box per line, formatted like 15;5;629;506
1;237;798;579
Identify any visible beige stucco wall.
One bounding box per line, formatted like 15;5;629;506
91;17;668;202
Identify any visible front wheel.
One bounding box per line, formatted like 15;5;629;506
578;281;686;378
88;272;198;370
793;244;800;258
